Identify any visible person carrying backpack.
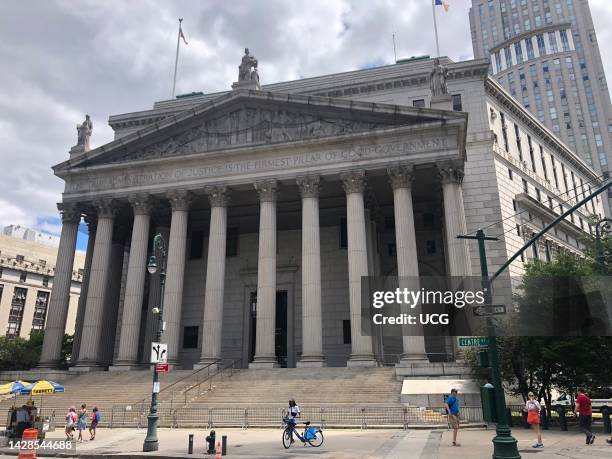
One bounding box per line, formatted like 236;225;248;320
524;392;543;448
89;407;100;440
445;388;461;446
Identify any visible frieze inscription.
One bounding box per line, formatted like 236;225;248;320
66;137;451;194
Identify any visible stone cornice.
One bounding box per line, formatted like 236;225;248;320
485;78;601;183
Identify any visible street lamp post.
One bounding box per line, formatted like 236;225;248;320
142;233;167;453
594;218;612;275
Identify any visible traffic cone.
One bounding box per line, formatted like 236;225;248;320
215;440;222;458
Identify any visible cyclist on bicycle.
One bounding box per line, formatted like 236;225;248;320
286;399;301;443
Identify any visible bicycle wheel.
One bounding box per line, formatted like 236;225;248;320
282;428;293;449
308;430;324;447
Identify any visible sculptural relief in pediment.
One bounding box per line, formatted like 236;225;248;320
114;107;393;164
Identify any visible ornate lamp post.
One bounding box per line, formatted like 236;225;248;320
595;218;612;274
143;233;167;452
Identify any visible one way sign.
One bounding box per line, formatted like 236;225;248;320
150;342;168;364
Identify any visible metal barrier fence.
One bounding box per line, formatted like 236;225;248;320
101;405;486;429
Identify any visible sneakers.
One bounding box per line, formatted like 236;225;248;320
605;438;612;445
590;435;596;444
532;443;544;448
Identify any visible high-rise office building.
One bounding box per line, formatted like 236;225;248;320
469;0;612;205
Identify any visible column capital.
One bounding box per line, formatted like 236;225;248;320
340;170;366;194
92;199;118;219
57;202;81;224
387;165;415;190
437;164;464;185
205;185;229;208
296;175;321;199
254;180;278;202
167;190;193;211
128;194;154;215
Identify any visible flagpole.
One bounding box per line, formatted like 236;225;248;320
431;0;440;57
171;18;183;99
392;26;398;63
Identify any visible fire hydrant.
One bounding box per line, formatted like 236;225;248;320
205;430;216;455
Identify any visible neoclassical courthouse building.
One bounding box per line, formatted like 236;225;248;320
38;52;604;371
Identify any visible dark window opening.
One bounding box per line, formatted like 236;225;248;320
19;272;27;283
342;320;351;345
452;94;462;111
413;99;425;108
226;227;239;257
189;230;204;259
426;240;436;254
183;326;199;349
339;218;348;249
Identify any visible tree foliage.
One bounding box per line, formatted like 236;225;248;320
0;332;73;371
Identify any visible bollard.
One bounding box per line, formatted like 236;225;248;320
558;408;568;431
602;408;611;434
222;435;227;456
188;434;193;455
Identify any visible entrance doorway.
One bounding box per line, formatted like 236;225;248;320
248;290;289;367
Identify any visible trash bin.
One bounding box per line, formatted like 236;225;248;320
480;383;497;423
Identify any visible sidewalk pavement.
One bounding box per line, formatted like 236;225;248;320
0;426;610;458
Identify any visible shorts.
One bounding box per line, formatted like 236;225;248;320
578;415;592;430
449;415;460;429
90;422;98;430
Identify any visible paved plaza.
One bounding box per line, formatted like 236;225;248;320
1;426;611;458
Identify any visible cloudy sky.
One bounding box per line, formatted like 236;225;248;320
1;0;612;249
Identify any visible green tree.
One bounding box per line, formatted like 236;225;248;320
0;332;73;371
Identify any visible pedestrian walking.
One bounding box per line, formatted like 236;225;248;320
445;388;461;446
77;403;88;442
65;406;77;440
575;388;595;444
89;407;100;440
524;392;543;448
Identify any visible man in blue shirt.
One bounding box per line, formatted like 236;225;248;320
445;388;461;446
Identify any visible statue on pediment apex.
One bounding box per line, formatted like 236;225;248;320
76;114;93;151
429;58;449;97
239;48;258;82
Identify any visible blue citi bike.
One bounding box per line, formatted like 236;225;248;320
282;417;324;449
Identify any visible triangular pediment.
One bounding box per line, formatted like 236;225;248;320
58;90;466;171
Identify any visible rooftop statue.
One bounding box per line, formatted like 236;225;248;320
238;48;258;82
76;114;93;151
429;58;449;97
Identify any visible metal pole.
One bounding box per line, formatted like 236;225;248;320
431;0;441;57
143;234;167;452
459;230;520;459
595;218;612;275
171;19;182;99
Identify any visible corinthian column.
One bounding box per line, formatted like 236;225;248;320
341;171;376;367
113;195;153;368
70;215;96;365
197;186;229;368
438;165;472;277
75;199;116;369
296;176;325;367
388;166;428;362
250;180;279;369
38;203;81;368
163;191;192;366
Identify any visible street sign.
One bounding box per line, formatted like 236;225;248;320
458;337;489;347
156;363;169;372
150;342;168;363
473;304;506;317
153;382;160;393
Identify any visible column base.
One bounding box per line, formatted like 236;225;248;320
297;356;326;368
37;360;61;370
249;356;279;369
347;354;377;368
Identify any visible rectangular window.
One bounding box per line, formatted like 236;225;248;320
514;123;522;160
183;326;199;349
342;320;351;344
548;31;558;53
504;46;513;68
412;99;425;108
522;178;529;193
540;146;548;180
189;230;204;259
19;272;27;283
31;290;50;331
226;227;239;257
508;168;513;180
570;171;577;199
548;197;553;210
513;199;517;211
42;276;49;288
7;287;27;338
452;94;462;111
516;224;521;236
339;218;348;249
561;164;568;191
551;155;559;188
536;188;541;202
526;37;535;59
537;34;546;55
560;29;570;51
514;42;523;64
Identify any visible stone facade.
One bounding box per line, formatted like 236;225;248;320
39;56;604;371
